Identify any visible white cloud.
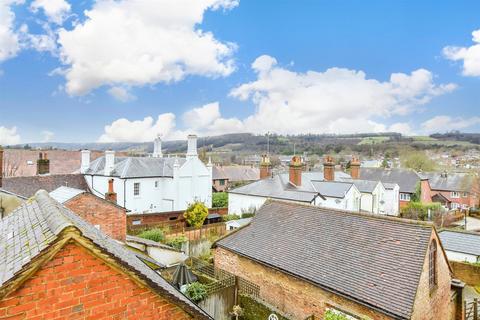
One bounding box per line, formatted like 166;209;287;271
443;29;480;76
56;0;237;96
41;130;54;142
183;102;221;129
421;115;480;134
0;126;21;145
30;0;71;25
107;86;136;102
0;0;22;63
386;122;413;136
228;55;455;134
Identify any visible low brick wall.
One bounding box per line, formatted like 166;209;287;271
127;207;228;230
451;261;480;286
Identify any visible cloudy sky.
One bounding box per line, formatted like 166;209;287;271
0;0;479;144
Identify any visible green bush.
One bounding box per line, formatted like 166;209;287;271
401;202;442;221
165;235;187;250
212;192;228;208
323;309;349;320
223;214;241;222
185;282;208;302
241;213;255;219
137;228;165;242
184;201;209;228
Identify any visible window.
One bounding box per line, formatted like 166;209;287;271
451;191;460;198
219;179;226;186
429;240;437;290
133;182;140;196
462;192;468;198
132;220;141;226
154;181;159;188
169;216;178;221
451;202;460;210
400;193;411;201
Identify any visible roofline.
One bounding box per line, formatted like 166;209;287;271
66;191;128;211
83;173;174;179
228;191;316;203
0;188;28;200
215;244;408;320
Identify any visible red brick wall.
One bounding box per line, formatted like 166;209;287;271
65;193;126;242
433;190;475;209
0;242;192;320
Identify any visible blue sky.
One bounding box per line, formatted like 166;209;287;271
0;0;479;144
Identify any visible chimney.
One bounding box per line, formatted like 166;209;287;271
323;155;335;181
420;178;432;203
37;152;50;175
105;179;117;203
0;146;3;188
80;150;91;173
153;135;163;158
350;156;360;179
104;150;115;176
289;155;303;186
259;154;272;179
186;134;198;159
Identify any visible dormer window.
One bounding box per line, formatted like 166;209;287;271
429;240;437;291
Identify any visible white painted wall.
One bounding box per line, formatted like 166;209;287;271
85;156;212;214
359;182;386;214
445;250;478;263
383;184;400;216
228;193;268;215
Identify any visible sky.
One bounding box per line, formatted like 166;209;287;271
0;0;479;144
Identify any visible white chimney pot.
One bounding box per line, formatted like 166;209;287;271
80;150;91;174
104;150;115;176
153;135;163;158
187;134;198;158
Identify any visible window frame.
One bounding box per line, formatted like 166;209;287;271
451;191;460;198
400;193;411;201
133;182;141;197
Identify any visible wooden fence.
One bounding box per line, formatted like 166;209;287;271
465;299;480;320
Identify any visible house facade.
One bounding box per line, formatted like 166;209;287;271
82;135;212;214
424;172;479;210
212;165;259;192
0;190;211;320
215;201;461;320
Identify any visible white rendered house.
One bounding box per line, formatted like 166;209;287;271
81;135;212;214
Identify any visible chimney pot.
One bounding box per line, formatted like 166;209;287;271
37;152;50;175
104;150;115;176
259;154;272;179
81;150;91;174
350;156;361;179
323;155;335;181
187;135;198;158
105;178;117;203
153;135;163;158
289;155;303;186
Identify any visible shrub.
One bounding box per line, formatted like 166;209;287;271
165;235;187;250
212;192;228;208
184;201;209;228
137;228;165;242
323;309;350;320
401;202;443;221
241;213;255;219
222;214;241;222
185;282;208;302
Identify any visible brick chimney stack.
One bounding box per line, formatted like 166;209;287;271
350;156;360;179
105;179;117;203
289;155;303;186
37;152;50;175
420;177;432;204
0;146;3;188
259;154;272;179
323;155;335;181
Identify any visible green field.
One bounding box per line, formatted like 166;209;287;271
358;136;391;145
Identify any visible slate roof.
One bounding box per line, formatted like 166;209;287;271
213;166;259;182
358;168;420;194
0;190;211;319
439;230;480;256
85;156;187;178
49;186;85;203
1;174;89;198
423;172;476;192
310;181;354;198
351;180;381;193
229;174;321;203
216;201;434;319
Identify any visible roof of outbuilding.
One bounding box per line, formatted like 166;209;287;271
49;186;85;203
1;174;89;198
213;166;259;182
351;180;381;193
423;172;476;192
216;201;435;319
85;156;187;178
0;190;211;319
358;168;420;193
439;230;480;256
310;181;354;198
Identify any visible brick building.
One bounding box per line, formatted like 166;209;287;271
50;185;127;242
214;201;462;319
0;190;211;320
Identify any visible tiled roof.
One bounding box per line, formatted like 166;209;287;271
0;190;211;319
49;186;85;203
86;156;186;178
216;201;433;319
439;230;480;256
423;172;476;192
213;166;259;182
1;174;89;198
359;168;420;193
